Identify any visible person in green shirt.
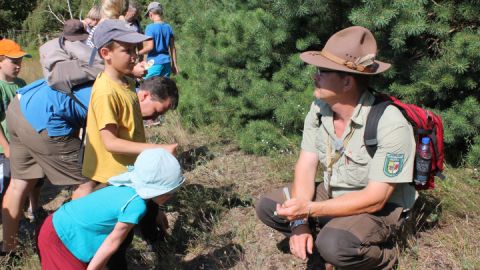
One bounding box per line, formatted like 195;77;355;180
0;39;42;227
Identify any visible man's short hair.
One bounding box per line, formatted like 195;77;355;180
140;76;179;109
337;72;371;90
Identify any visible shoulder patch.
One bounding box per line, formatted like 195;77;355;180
383;153;404;177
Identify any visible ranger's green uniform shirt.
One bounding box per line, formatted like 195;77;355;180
301;91;417;209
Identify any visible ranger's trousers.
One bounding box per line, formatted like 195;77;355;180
255;183;405;270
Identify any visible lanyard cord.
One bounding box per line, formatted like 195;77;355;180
325;124;356;196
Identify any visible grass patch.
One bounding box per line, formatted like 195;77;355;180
18;57;43;83
399;168;480;270
2;111;479;269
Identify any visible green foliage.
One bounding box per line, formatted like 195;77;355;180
163;0;480;164
0;0;37;32
467;135;480;167
22;0;98;45
12;0;480;164
0;0;38;45
238;120;291;155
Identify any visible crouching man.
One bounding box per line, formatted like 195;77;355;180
255;26;417;270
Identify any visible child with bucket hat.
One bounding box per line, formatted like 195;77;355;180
37;148;185;269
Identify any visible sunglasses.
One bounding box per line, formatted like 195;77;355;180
315;67;338;76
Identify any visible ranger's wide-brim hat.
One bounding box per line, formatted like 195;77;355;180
300;26;391;75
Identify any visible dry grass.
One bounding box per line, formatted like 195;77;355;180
398;169;480;270
1;91;479;270
18;57;43;83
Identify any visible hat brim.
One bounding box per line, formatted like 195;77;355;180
4;52;32;59
300;51;391;75
64;33;89;42
114;32;152;44
136;175;186;199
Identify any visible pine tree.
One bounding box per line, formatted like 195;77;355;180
17;0;480;165
164;0;480;165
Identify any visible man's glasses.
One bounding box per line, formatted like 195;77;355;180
315;67;337;76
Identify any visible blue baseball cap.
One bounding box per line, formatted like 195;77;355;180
108;148;185;199
92;19;151;49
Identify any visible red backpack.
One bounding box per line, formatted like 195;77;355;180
364;94;445;190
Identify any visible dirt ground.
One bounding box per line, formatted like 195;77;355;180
1;123;478;269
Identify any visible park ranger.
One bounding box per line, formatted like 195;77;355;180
255;26;417;270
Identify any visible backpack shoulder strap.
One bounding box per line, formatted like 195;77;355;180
364;97;392;158
67;92;88;112
58;35;66;51
316;112;322;126
88;48;98;67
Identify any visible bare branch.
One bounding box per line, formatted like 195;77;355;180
66;0;74;19
46;4;65;24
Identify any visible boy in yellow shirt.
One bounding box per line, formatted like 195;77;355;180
82;20;179;269
82;19;177;184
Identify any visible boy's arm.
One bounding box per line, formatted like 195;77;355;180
0;128;10;158
169;37;179;74
100;124;178;155
138;40;154;56
87;222;135;270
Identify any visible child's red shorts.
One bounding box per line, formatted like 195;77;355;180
37;214;88;270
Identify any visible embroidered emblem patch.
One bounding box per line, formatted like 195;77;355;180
383;153;404;177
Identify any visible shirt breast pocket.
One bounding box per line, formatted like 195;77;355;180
341;148;370;187
316;134;327;167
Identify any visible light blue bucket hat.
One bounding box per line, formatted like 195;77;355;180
108;148;185;199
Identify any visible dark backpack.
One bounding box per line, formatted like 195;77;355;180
364;94;445;190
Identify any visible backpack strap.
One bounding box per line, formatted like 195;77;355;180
66;91;88;165
364;97;392;158
316;112;322;126
58;35;66;51
88;48;98;67
67;92;88;111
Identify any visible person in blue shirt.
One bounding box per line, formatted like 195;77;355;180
37;148;185;270
1;76;179;258
139;2;179;78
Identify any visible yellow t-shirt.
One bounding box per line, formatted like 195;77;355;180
82;72;146;183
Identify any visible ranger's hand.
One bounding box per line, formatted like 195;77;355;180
276;199;311;221
289;225;313;260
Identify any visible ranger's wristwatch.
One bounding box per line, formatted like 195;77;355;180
289;219;308;230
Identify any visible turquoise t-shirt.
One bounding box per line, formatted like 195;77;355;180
52;186;147;263
0;78;26;153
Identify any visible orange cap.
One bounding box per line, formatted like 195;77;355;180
0;39;31;58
